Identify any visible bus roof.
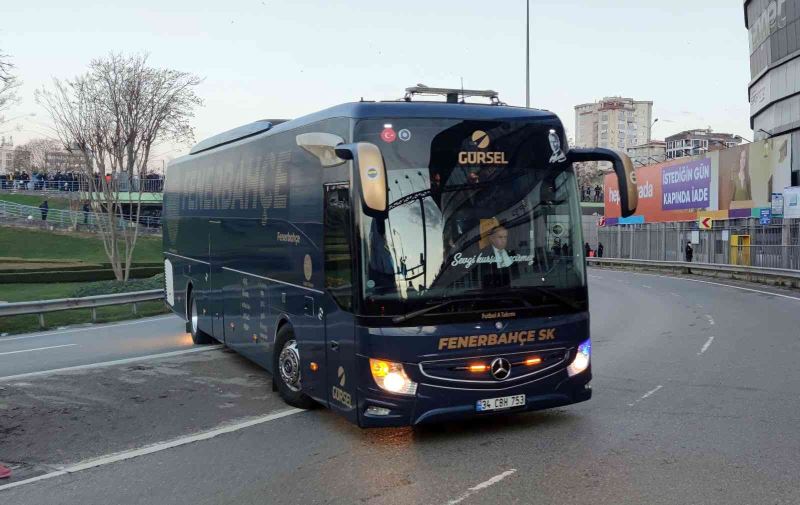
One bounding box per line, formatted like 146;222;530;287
274;101;557;133
179;101;559;163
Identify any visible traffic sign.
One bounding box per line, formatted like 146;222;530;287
699;217;712;230
760;208;771;225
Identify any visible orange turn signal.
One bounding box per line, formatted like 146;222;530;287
310;362;319;372
525;357;542;366
468;364;489;373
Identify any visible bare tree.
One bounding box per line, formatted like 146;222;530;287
19;138;60;171
0;50;20;120
37;53;203;281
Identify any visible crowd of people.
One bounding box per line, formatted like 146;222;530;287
0;171;164;192
581;184;603;202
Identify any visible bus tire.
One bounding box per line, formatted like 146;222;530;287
274;325;316;409
188;292;214;345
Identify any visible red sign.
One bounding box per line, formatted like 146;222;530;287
380;127;396;143
604;160;697;223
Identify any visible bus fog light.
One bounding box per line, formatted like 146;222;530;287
567;339;591;377
366;406;391;416
369;358;418;396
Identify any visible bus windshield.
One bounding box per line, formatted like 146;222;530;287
355;118;586;320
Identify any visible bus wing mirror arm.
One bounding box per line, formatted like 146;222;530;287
567;148;638;218
335;142;389;218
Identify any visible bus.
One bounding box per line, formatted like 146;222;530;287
162;87;637;427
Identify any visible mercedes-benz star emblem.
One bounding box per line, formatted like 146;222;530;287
490;357;511;380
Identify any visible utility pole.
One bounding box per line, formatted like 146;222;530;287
526;0;530;108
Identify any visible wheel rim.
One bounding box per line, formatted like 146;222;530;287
278;339;301;392
191;297;199;334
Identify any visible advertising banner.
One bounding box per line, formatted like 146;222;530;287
604;160;697;223
661;158;712;211
718;135;791;211
784;186;800;219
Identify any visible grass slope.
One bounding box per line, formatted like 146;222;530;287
0;194;72;210
0;225;162;264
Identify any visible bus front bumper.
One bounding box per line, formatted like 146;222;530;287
356;368;592;428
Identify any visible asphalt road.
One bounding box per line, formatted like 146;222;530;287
2;268;800;505
0;315;194;379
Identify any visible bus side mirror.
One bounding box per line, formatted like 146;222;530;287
334;142;388;217
567;148;638;218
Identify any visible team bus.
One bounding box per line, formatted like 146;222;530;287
162;86;637;427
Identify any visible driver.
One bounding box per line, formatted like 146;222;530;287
479;223;519;288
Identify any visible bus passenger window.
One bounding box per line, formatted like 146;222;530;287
324;183;354;311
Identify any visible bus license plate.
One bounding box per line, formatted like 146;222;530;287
476;394;526;412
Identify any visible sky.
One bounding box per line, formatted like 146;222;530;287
0;0;752;167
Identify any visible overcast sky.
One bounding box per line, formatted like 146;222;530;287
1;0;751;165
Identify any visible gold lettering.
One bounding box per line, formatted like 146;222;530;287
468;335;478;348
457;336;469;349
477;335;488;347
498;333;508;345
488;334;498;346
438;338;449;350
458;152;468;164
448;337;458;349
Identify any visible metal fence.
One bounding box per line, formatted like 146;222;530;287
0;178;164;193
597;218;800;270
0;200;161;232
0;289;164;329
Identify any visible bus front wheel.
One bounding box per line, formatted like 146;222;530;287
188;292;214;345
274;325;315;409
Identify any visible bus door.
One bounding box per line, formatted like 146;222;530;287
208;219;226;341
320;182;358;421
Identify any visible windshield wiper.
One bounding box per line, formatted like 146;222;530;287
523;285;583;311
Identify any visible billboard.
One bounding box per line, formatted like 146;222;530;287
604;159;698;223
718;135;791;211
661;158;712;211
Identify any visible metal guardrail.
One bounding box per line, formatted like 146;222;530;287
587;257;800;289
0;178;165;193
0;200;162;231
0;289;164;329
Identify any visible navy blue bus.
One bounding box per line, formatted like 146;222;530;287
162;89;637;427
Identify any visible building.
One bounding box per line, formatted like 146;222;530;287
745;0;800;185
574;97;654;151
44;149;91;172
627;140;666;167
0;137;15;174
665;129;742;160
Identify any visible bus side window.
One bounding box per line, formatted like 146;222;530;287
324;183;354;311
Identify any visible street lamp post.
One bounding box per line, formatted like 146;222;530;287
525;0;530;108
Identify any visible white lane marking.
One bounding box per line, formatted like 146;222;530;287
628;385;663;407
0;408;303;492
614;270;800;302
0;315;177;342
0;344;77;356
670;292;681;297
446;469;518;505
0;345;222;382
705;315;715;326
588;274;603;279
641;284;652;289
698;336;715;356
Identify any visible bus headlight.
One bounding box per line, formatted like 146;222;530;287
369;358;418;396
567;339;591;377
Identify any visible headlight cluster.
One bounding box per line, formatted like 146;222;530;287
567;338;591;377
369;358;418;395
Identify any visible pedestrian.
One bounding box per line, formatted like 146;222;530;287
39;199;49;221
597;242;604;258
685;241;694;263
584;242;592;257
82;200;91;225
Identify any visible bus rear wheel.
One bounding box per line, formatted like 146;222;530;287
189;292;214;345
274;325;315;409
